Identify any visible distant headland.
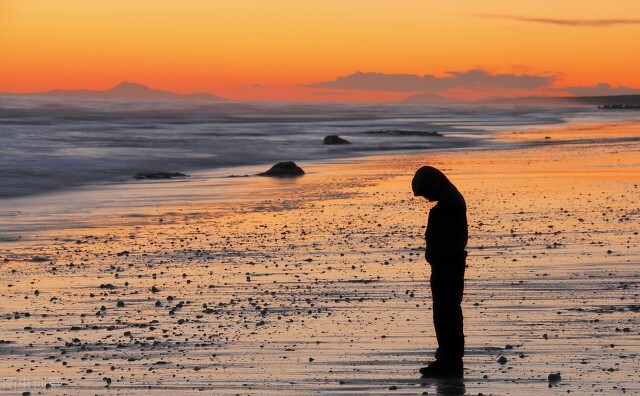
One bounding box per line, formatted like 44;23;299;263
2;82;227;101
403;92;640;107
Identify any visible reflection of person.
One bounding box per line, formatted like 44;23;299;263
412;166;468;378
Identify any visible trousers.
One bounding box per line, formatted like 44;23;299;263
429;252;466;362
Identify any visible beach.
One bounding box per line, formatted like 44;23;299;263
1;121;639;395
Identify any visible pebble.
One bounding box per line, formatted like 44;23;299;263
548;373;561;382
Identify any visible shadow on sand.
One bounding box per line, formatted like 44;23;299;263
420;378;466;395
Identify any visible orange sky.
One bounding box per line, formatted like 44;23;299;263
2;0;640;102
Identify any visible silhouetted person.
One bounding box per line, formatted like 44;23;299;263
412;166;468;378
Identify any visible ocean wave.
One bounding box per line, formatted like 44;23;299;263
0;96;613;198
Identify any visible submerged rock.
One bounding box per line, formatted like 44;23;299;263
365;130;442;137
133;172;189;180
323;135;351;145
258;161;305;177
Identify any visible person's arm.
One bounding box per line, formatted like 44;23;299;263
425;205;467;263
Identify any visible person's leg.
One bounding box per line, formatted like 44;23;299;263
422;257;465;376
431;265;465;361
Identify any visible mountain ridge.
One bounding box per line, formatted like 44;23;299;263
5;82;227;101
401;93;463;104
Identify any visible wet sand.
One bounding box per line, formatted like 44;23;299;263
1;122;639;395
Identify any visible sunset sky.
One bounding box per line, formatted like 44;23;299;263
2;0;640;102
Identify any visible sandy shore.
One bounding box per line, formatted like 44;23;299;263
1;122;639;395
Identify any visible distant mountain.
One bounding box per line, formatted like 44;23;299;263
12;82;227;101
402;93;465;104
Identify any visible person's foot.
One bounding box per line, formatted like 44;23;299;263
419;360;463;378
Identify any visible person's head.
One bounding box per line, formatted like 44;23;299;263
411;166;452;201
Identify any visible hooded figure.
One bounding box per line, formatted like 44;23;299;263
412;166;468;378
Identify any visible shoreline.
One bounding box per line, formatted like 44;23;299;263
0;120;639;394
2;119;639;255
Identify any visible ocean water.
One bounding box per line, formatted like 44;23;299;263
0;95;626;198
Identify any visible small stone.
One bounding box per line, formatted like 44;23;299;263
548;373;561;382
498;356;507;364
116;301;125;308
31;256;50;262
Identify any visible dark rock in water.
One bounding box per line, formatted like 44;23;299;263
365;130;442;137
133;172;189;180
323;135;351;145
258;161;305;177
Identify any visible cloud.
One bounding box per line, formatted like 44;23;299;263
564;83;640;96
477;14;640;27
309;70;556;93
